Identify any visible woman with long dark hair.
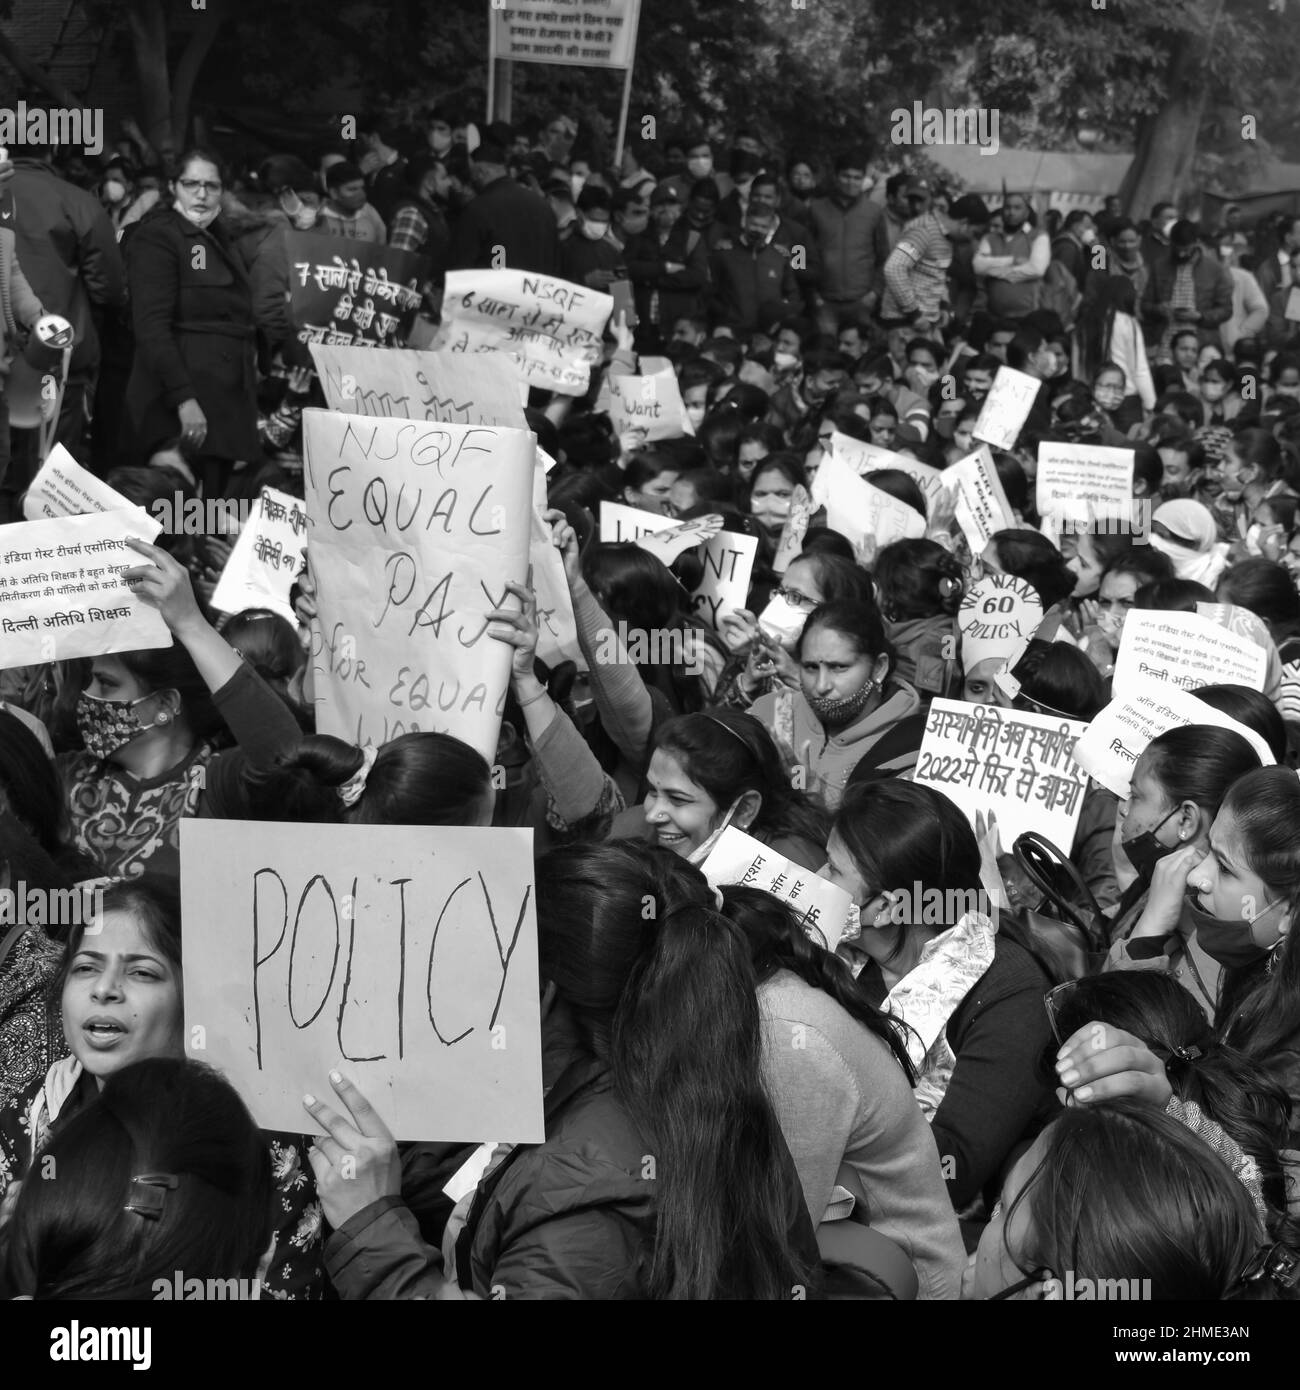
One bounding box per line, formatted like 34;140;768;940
724;885;966;1298
311;842;821;1299
826;780;1058;1213
1074;275;1154;410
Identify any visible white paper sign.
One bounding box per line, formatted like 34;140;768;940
1036;442;1135;529
1113;610;1268;699
598;500;676;544
23;444;161;530
913;699;1090;850
0;509;170;668
830;431;944;513
972;366;1041;450
1071;680;1274;800
945;445;1016;552
610;369;694;441
957;573;1044;673
699;826;859;953
810;451;927;550
441;269;613;395
211;488;308;624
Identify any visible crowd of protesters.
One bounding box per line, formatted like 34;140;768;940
0;105;1299;1303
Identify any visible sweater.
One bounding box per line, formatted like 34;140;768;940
808;194;891;304
758;970;966;1299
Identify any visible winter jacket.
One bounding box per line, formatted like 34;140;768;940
0;225;43;377
559;230;623;290
123;206;259;461
708;232;802;332
1142;250;1235;341
882;615;959;701
5;160;125;381
623;221;711;330
808;194;891;304
751;679;925;810
448;175;559;277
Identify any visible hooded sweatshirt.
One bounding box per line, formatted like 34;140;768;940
752;679;924;810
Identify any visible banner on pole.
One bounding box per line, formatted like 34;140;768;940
489;0;641;68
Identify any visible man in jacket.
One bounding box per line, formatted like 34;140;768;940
748;170;819;314
2;148;124;473
808;150;890;335
973;191;1050;322
624;183;710;352
559;186;623;291
881;193;989;336
708;205;801;335
448;139;559;276
1142;220;1234;356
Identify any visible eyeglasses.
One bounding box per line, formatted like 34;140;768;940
774;586;817;610
1043;981;1078;1048
178;179;222;195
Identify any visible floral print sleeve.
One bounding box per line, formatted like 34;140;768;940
260;1133;326;1299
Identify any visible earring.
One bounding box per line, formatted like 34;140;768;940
156;711;171;725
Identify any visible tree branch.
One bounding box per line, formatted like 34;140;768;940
171;0;231;148
0;30;84;108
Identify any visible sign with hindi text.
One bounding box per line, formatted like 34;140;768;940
489;0;641;68
972;366;1040;450
210;488;309;624
1113;610;1268;699
810;451;926;551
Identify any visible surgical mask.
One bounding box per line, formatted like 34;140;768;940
1120;806;1181;881
910;365;939;389
687;158;713;179
1201;381;1228;402
580;218;609;241
76;691;158;760
178;202;220;230
773;351;800;373
757;594;807;649
103;178;127;204
571;173;587;200
686;404;706;429
1080;228;1097;245
1186;896;1287;970
806;677;879;727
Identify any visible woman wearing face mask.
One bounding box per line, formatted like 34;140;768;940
0;881;323;1298
1075;277;1154;411
615;710;828;868
619;450;681;514
1213;431;1300;542
57;541;302;881
751;599;926;806
123;149;259;499
100;159;159;237
1193;359;1248;466
744;456;805;543
1104;727;1262;1013
826;781;1059;1214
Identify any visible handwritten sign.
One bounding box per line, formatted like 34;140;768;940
1036;442;1134;529
22;444;159;527
1113;609;1268;699
442;269;613;396
301;410;533;758
810;451;926;550
180;820;544;1143
310;345;526;428
1071;681;1273;800
700;826;860;953
286;232;424;363
210;488;309;624
598;503;756;630
945;445;1015;552
0;509;169;668
957;573;1043;673
609;369;693;440
830;431;944;513
490;0;640;68
972;365;1041;450
529;456;579;668
914;699;1090;849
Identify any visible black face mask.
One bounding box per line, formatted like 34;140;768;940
1121;806;1181;881
1186;896;1286;971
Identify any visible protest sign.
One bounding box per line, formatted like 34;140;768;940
210;488;309;624
286;233;424;363
442;270;613;396
609;369;694;441
310;344;526;428
1113;609;1268;699
944;445;1016;553
830;431;944;513
958;574;1044;673
23;444;160;528
598;499;676;544
1036;442;1135;530
625;513;723;564
180;820;544;1143
1071;680;1275;801
528;455;579;668
489;0;640;68
810;451;927;550
914;699;1090;849
773;484;813;574
971;366;1041;450
0;509;169;668
301;410;534;758
700;826;860;953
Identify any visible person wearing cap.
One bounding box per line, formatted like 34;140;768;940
881;193;990;337
1142;220;1234;358
973;191;1051;323
320;161;386;243
624;182;711;350
447;138;559;276
808;149;890;336
708;204;802;335
559;186;623;291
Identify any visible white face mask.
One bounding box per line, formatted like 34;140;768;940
686;404;706;429
757;594;808;649
580;218;609;241
687;158;713;179
178;202;220;230
103;179;127;204
773;351;800;372
571;174;587;199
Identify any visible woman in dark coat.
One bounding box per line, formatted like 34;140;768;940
123;149;258;496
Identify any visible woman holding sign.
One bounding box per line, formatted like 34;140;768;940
122;149;259;498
